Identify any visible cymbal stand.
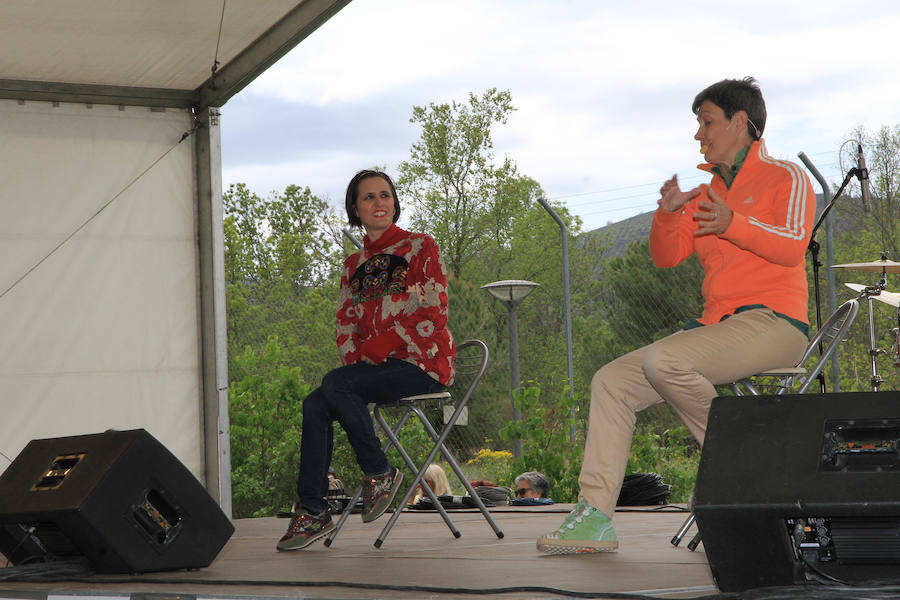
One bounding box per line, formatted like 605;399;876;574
891;311;900;369
858;263;889;391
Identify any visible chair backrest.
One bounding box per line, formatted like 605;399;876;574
387;340;488;458
448;339;489;411
793;298;859;393
731;298;860;396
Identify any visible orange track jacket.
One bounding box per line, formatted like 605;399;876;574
649;139;815;325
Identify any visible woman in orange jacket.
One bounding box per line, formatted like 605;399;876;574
539;77;814;554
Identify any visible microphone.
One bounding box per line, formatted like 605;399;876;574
858;143;872;213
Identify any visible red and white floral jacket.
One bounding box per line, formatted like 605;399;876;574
335;224;455;386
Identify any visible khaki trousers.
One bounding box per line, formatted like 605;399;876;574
579;308;808;517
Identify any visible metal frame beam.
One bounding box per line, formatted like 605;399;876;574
0;0;351;110
195;107;233;516
0;78;197;108
196;0;352;108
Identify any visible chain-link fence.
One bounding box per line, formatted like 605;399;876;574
378;229;900;478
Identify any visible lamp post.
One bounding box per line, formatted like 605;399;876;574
481;279;540;458
536;197;576;443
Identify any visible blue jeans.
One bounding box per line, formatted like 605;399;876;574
296;358;446;514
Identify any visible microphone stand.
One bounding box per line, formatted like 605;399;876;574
807;166;864;393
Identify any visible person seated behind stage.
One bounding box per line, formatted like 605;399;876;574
511;471;553;505
324;466;347;513
277;169;455;552
515;471;550;499
411;463;453;503
537;77;814;554
327;466;343;491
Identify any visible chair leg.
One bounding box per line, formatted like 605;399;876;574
374;403;503;548
325;410;421;547
323;484;363;547
373;408;460;537
410;407;504;540
687;529;702;551
671;511;695;547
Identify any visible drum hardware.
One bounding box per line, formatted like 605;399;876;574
844;283;900;370
836;254;899;391
844;283;900;308
891;327;900;368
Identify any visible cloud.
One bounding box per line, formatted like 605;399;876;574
221;0;900;231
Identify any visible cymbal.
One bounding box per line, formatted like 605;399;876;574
845;282;900;308
833;259;900;273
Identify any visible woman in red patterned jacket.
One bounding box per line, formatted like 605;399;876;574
277;169;455;551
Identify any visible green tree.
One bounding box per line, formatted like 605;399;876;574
229;337;308;518
840;125;900;260
398;88;526;279
822;124;900;392
393;88;619;456
223;183;343;385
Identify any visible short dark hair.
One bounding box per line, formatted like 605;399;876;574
344;169;401;228
515;471;550;498
692;77;766;141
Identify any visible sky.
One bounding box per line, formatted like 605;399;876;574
220;0;900;233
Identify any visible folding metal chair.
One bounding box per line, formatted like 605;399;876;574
730;298;860;397
324;339;504;548
671;298;860;550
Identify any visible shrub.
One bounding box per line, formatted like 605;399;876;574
229;337;308;518
499;384;582;502
465;448;514;485
626;427;700;503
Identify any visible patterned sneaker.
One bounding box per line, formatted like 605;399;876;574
360;466;404;523
536;500;618;554
276;510;335;551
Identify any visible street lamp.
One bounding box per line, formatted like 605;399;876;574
481;279;540;458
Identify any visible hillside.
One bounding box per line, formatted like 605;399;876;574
582;211;654;258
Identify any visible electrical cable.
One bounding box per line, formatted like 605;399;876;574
548;147;841;227
2;571;732;600
738;582;900;600
799;556;900;592
615;473;672;506
549;148;839;210
0;557;93;581
7;554;900;599
550;175;706;205
801;557;853;587
0;124;199;304
614;504;689;513
9;565;900;600
208;0;227;89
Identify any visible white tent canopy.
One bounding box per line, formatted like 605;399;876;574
0;0;351;516
0;0;349;109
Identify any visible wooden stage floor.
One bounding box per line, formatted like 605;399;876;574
1;504;720;600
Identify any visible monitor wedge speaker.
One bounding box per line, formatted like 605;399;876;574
694;392;900;592
0;429;233;573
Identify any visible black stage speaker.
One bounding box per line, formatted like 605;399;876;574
694;392;900;592
0;429;234;573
